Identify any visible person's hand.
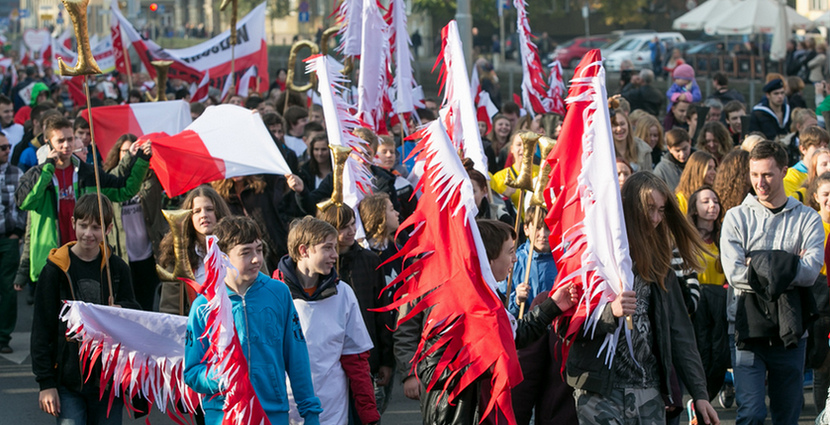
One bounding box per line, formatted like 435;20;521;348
515;283;530;305
46;147;59;161
611;290;636;318
376;366;392;386
286;174;304;193
502;186;516;198
13;284;22;291
140;140;152;157
9;234;18;240
694;399;720;425
39;388;60;416
403;376;421;400
551;282;579;312
129;140;140;156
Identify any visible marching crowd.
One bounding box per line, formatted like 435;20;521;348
0;41;829;425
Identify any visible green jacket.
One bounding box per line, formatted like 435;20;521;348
15;154;150;281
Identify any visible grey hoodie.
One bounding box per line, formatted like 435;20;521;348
720;195;824;331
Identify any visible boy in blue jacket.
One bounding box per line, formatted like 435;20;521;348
503;206;557;317
184;216;322;425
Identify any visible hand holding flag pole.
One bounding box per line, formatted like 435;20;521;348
503;130;539;308
58;0;114;306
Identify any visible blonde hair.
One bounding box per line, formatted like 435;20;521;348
741;134;765;152
611;111;638;166
634;114;665;150
675;151;717;200
287;216;338;262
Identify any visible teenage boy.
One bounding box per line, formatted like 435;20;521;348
274;216;379;425
748;78;791;142
504;206;557;318
0;95;24;148
723;100;746;145
184;216;322;425
15;117;150;287
31;194;140;423
284;106;309;161
653;128;693;192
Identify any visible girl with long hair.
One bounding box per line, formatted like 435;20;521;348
157;185;231;315
675;151;717;214
299;134;332;191
611;109;652;172
485;114;513;173
696;122;732;163
712;149;752;219
634;114;665;168
568;172;719;425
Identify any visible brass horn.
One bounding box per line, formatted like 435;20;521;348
317;145;353;212
286;40;320;93
219;0;239;45
58;0;102;76
145;60;174;102
156;209;197;283
505;131;541;191
530;136;556;207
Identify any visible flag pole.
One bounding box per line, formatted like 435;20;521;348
517;205;540;319
220;0;239;97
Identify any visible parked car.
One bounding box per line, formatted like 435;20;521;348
548;35;613;69
604;32;686;72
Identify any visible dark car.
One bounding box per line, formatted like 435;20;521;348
549;35;613;69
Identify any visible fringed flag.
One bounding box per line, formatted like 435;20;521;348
470;65;499;136
385;0;419;118
543;50;635;366
382;117;522;424
547;59;567;116
356;0;391;131
306;54;373;226
184;235;271;424
60;301;201;421
333;0;363;57
514;0;553;116
434;21;489;180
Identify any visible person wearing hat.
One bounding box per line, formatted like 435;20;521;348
12;82;50;127
665;64;701;113
748;78;791;142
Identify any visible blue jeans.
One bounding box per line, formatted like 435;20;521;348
732;336;806;425
56;385;123;425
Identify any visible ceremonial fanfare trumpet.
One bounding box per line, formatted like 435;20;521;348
146;60;174;102
58;0;102;76
286;40;320;93
219;0;239;45
317;145;353;212
156;209;197;283
505;131;541;191
530;136;556;207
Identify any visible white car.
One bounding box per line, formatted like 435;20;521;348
604;32;686;72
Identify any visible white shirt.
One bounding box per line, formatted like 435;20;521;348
287;282;373;425
284;135;307;159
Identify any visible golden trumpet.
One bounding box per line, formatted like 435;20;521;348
317;145;353;212
145;60;174;102
219;0;239;45
58;0;102;76
156;209;197;283
286;40;320;93
530;136;556;207
505;131;541;191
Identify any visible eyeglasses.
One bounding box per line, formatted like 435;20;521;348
0;145;11;151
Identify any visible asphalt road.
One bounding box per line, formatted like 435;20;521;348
0;290;820;424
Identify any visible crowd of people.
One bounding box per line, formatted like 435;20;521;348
0;34;829;425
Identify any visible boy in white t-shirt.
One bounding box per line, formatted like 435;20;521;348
274;216;379;425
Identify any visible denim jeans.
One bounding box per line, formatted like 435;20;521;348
56;385;123;425
732;336;807;425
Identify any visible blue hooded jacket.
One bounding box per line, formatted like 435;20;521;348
184;272;322;425
501;241;558;317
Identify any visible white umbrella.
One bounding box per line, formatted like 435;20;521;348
815;9;830;27
673;0;738;31
769;0;788;61
704;0;813;35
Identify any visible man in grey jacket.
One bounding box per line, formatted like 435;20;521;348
721;140;824;425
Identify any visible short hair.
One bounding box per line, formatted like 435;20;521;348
213;215;264;254
502;101;521;116
799;126;830;150
359;192;392;241
476;219;517;262
303;121;325;139
262;111;285;128
310;103;323;114
723;100;746;116
190;102;206;117
287;216;338;262
616;97;631;115
639;69;654;84
317;204;355;230
524;206;548;230
353;126;379;154
703;98;723;110
43;117;73;139
284;105;308;129
750;140;788;169
378;134;395;148
244;96;264;110
175;88;190;100
416;107;436;122
31;103;57;124
73;117;89;131
73;193;114;228
713;72;728;86
0;95;11;106
665;128;691;148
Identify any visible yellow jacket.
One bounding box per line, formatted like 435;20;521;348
491;164;540;218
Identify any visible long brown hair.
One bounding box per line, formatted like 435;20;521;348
712;149;751;219
610;110;639;166
675;151;716;200
158;185;232;272
103;133;137;171
622;172;706;287
686;185;723;243
359;192;392;243
211;175;267;200
696;121;732;161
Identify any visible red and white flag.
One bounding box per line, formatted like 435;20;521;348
383;118;522;424
543;50;634;364
514;0;553;116
333;0;363;57
470;65;498;136
385;0;420;118
548;59;566;116
111;18;130;76
236;65;258;96
356;0;390;131
80;100;192;158
148;104;292;197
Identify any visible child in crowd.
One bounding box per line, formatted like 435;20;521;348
184;215;322;425
665;64;701;113
32;194;140;423
653;128;692;192
503;205;557;318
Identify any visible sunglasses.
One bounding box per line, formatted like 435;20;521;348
0;145;10;151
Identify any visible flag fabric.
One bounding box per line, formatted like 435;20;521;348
66;76;87;107
236;65;258;96
80;100;192;158
148;104;293;197
470;65;498;136
190;71;211;104
333;0;363;57
434;21;489;180
382;117;522;424
385;0;419;117
60;301;201;420
543;49;635;366
514;0;553;116
547;60;567;116
111;18;130;75
356;0;391;131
